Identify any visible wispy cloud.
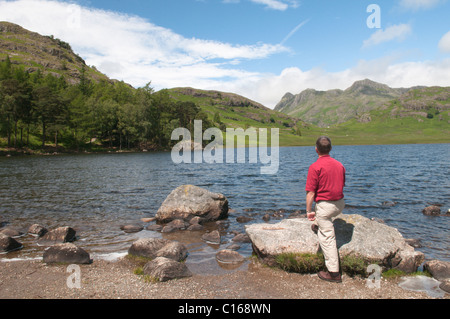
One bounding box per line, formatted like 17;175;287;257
363;24;412;48
439;30;450;53
399;0;443;10
224;0;299;11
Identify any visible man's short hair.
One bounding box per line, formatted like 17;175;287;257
316;136;332;154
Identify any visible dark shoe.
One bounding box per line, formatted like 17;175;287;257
318;271;342;283
311;224;319;234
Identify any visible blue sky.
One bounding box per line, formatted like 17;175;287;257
0;0;449;107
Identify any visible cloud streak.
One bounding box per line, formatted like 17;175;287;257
280;19;309;45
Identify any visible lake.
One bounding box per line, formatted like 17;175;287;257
0;144;448;274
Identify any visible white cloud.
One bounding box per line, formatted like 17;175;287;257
363;24;412;48
226;0;299;11
439;31;450;53
399;0;443;10
219;57;450;108
250;0;289;10
0;0;286;89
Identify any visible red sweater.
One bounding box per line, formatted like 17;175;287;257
305;155;346;202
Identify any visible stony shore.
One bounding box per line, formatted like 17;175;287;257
0;257;447;300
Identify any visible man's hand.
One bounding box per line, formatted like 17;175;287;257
306;191;316;221
307;211;316;221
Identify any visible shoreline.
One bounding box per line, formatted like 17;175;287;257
0;257;447;300
2;141;450;157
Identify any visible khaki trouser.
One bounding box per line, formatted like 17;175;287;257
313;199;345;273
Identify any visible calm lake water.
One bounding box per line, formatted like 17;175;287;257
0;144;449;274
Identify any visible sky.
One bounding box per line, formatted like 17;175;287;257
0;0;449;108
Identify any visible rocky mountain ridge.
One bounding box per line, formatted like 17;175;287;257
275;79;449;127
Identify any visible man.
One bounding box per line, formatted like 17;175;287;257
305;136;346;283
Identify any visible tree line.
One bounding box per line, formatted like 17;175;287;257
0;56;212;151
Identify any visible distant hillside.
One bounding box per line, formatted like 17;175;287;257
164;87;312;146
0;21;111;84
274;79;434;127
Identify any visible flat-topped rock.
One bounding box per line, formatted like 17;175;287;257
245;214;425;273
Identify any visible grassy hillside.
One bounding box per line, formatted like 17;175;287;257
0;21;111;85
165;87;320;147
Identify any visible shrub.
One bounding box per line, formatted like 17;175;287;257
275;253;325;273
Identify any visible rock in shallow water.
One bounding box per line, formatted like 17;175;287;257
128;238;188;262
156;185;228;223
120;224;144;233
38;226;76;245
201;230;221;244
0;233;23;253
216;249;245;264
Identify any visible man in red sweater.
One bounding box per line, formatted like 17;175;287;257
306;136;346;283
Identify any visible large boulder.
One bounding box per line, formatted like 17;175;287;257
128;238;188;262
43;243;92;264
155;185;229;223
0;233;23;253
143;257;192;282
245;214;425;273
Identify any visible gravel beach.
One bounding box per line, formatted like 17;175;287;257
0;257;447;300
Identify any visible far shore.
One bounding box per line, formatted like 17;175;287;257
1;141;449;158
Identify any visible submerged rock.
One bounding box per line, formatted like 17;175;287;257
422;205;441;216
245;214;425;273
120;224;144;233
201;230;221;245
156;185;228;223
216;249;245;264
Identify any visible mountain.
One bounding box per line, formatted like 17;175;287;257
0;21;111;84
275;79;414;127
